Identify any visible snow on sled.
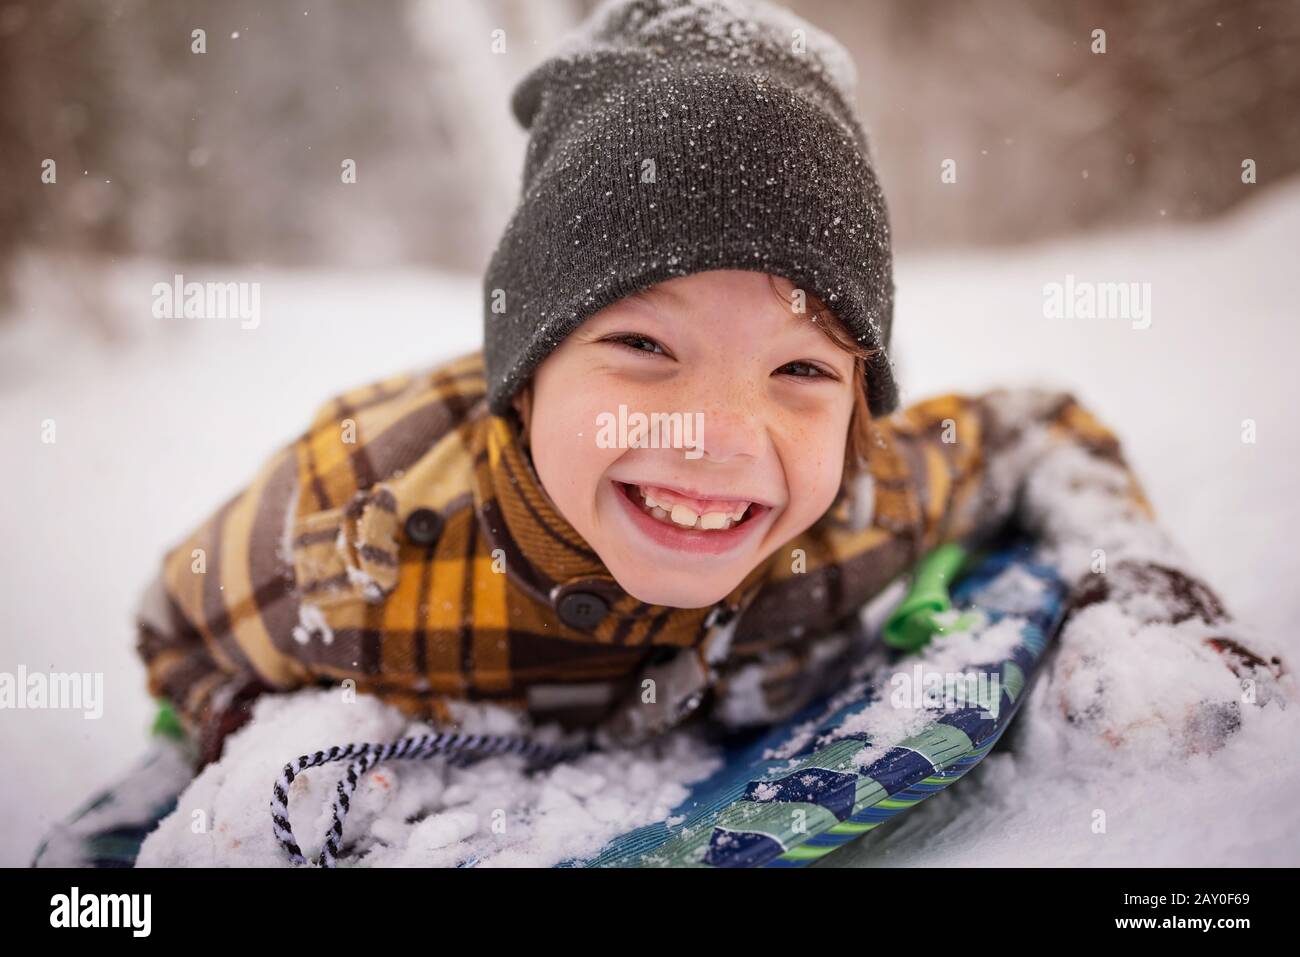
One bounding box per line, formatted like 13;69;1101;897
575;539;1070;867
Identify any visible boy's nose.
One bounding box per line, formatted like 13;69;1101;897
688;404;766;464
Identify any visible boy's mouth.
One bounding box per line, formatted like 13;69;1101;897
612;481;765;531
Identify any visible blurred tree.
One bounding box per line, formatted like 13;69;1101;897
802;0;1300;246
0;0;1297;330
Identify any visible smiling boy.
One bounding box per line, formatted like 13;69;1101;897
132;0;1275;767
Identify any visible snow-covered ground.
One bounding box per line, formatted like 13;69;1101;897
2;181;1298;867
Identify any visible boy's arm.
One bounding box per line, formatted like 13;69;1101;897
135;443;309;768
894;387;1226;620
882;388;1156;554
895;387;1285;705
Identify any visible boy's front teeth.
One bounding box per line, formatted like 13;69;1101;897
666;502;731;529
670;504;702;527
636;485;750;530
696;509;733;530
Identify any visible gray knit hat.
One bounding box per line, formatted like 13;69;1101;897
483;0;897;417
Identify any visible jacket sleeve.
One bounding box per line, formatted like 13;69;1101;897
135;441;309;768
889;388;1284;621
879;387;1156;554
878;388;1287;746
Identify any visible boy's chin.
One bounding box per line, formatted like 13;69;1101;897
608;570;740;610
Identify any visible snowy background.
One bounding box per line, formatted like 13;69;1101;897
4;181;1298;867
2;0;1299;866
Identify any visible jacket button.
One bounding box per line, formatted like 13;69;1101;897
557;591;609;630
403;508;443;547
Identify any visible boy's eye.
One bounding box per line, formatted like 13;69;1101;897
776;360;837;381
601;333;668;357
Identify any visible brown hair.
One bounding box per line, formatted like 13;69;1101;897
765;275;876;486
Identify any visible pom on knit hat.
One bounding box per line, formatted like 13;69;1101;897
483;0;898;416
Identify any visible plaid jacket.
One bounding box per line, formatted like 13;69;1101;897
136;350;1164;764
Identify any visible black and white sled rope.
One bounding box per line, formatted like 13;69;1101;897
271;730;591;868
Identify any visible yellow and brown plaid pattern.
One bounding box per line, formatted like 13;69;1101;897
138;351;1152;748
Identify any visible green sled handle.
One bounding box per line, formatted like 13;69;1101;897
882;542;984;652
151;698;187;742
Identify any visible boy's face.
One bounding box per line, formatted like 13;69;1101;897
518;270;857;609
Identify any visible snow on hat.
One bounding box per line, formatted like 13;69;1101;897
483;0;898;416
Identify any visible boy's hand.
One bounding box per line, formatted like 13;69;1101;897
1051;559;1286;756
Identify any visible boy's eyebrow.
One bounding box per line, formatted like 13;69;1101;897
610;286;681;322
